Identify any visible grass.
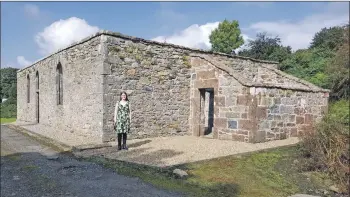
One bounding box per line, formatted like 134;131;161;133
0;118;16;124
83;157;214;197
186;147;302;197
83;145;335;197
21;164;39;172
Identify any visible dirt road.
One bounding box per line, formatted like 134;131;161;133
0;125;183;197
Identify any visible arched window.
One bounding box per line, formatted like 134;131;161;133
36;71;39;91
36;71;40;123
56;63;63;105
27;74;30;103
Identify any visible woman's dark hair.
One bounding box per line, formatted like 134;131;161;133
120;91;129;101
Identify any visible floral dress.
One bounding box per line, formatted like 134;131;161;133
114;101;131;134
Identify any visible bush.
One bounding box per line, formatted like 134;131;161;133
328;99;349;126
299;100;349;193
0;99;17;118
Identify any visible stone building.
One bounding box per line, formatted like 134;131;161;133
16;31;329;143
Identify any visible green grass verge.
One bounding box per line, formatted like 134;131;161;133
0;118;16;124
82;157;219;197
82;145;335;197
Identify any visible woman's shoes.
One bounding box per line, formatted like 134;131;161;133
117;144;128;151
122;144;128;150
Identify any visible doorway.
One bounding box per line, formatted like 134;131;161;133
199;88;214;137
36;71;39;123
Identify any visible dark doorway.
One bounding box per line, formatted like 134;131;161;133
36;71;39;123
199;88;214;137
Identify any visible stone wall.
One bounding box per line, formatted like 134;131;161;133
254;88;328;142
17;36;105;140
188;53;329;143
189;55;251;142
101;36;192;141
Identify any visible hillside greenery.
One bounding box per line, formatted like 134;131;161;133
1;67;18;118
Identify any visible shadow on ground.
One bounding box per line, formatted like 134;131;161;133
128;139;152;148
75;139;184;167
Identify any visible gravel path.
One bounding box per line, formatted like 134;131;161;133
14;123;102;146
12;122;300;167
75;135;300;167
1;125;183;197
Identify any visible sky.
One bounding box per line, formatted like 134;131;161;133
1;1;349;69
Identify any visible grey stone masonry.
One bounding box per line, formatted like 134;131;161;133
16;30;329;144
17;36;104;140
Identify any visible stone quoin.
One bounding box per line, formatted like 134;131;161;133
16;30;329;143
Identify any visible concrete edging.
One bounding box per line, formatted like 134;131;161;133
5;124;112;152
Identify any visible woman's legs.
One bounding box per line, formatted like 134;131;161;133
117;133;122;150
122;133;128;150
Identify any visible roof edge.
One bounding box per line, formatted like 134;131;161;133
17;30;279;73
258;64;330;92
17;31;103;73
191;55;330;93
99;30;279;64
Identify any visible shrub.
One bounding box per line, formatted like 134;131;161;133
299;100;349;193
328;99;349;126
0;98;17;118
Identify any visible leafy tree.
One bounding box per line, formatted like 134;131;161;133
0;67;18;118
0;84;2;103
238;32;292;62
279;47;334;89
0;67;18;99
325;25;349;100
310;26;345;51
209;19;244;54
8;83;17;101
279;24;349;94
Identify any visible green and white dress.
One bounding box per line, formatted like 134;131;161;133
113;100;131;134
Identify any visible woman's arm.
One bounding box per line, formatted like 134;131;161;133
114;102;118;124
129;102;132;121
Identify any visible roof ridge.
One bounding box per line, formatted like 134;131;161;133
191;55;329;93
258;64;329;92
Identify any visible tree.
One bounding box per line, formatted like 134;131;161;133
326;25;350;100
209;19;244;54
238;32;292;62
0;67;18;118
0;84;2;103
0;67;18;99
310;26;345;51
279;47;335;89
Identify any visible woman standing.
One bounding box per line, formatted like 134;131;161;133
114;92;131;151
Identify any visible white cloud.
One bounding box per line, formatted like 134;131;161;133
152;2;348;53
17;56;32;67
152;22;251;52
152;22;219;49
248;2;349;50
35;17;100;55
24;4;40;17
236;34;253;53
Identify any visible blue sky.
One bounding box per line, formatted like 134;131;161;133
1;1;349;68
